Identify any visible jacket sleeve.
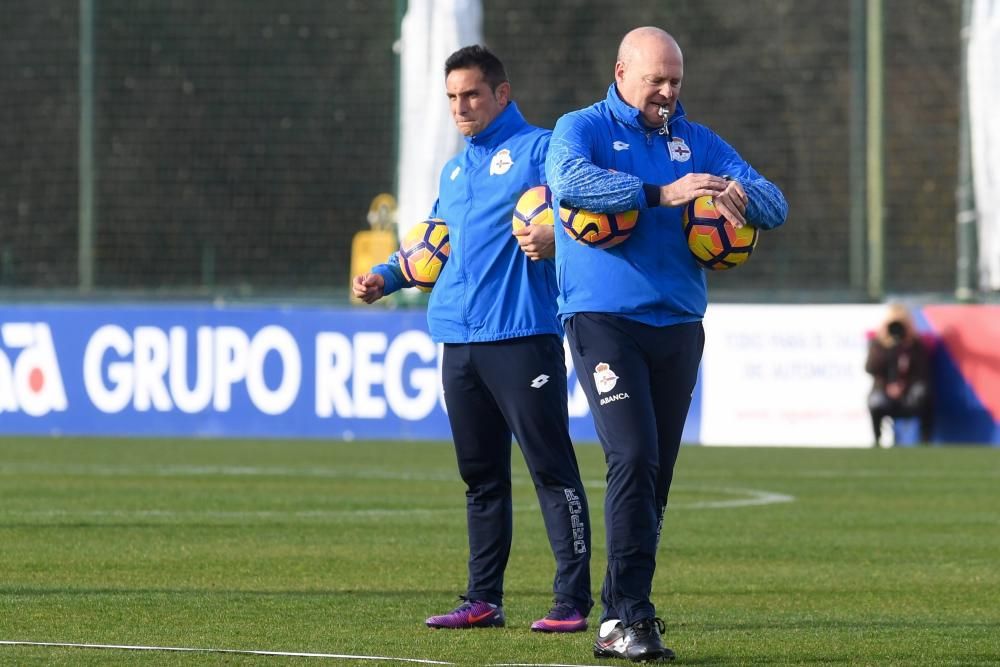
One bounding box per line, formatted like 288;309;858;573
535;132;551;185
372;252;410;296
545;114;648;213
865;340;888;377
704;131;788;230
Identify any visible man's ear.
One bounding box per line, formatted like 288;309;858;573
495;81;511;106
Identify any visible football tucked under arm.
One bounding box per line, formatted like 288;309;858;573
545;133;646;213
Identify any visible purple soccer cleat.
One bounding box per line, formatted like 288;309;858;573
530;601;588;633
425;599;505;629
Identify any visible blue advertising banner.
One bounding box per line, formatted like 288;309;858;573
0;303;703;443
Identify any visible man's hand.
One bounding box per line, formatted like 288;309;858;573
512;224;555;260
352;273;386;304
661;175;750;228
659;173;728;208
712;180;749;229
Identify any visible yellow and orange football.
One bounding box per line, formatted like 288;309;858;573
512;185;555;232
397;218;451;291
559;206;638;249
682;196;757;270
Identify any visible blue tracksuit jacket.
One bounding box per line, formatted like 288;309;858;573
374;102;560;343
545;84;788;327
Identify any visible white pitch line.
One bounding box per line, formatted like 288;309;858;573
0;463;809;504
0;640;454;664
795;468;1000;479
0;463;461;481
0;486;794;523
0;462;796;512
0;640;617;666
6;508;472;520
670;485;795;509
577;482;795;509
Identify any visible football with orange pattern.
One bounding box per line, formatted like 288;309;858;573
682;195;757;270
512;185;555;232
559;205;638;249
397;218;450;291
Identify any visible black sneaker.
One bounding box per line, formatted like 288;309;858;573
624;617;674;662
593;619;629;659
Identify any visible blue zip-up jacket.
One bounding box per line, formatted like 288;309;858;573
546;84;788;326
374;102;560;343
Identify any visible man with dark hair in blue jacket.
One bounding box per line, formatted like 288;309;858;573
353;44;592;633
546;27;787;662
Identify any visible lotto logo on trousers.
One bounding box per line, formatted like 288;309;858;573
564;488;587;554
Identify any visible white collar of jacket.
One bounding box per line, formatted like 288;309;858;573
605;82;686;133
465;101;529;149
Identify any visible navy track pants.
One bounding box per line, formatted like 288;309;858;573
565;313;704;626
442;334;592;614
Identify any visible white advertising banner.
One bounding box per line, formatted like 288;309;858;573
700;304;883;447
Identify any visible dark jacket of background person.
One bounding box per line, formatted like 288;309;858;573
866;304;933;445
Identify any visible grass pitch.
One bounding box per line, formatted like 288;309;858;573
0;437;998;665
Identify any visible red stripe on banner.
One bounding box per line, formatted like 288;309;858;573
922;305;1000;421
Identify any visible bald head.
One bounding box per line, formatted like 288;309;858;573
614;27;684;128
616;27;681;65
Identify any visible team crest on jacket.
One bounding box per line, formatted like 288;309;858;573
490;148;514;175
668;137;692;162
593;362;619;394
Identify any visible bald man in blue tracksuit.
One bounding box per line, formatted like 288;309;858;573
546;27;787;662
353;45;592;633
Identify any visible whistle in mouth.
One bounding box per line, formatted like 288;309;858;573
657;105;670;136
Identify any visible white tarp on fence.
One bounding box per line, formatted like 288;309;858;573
395;0;482;241
968;0;1000;290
